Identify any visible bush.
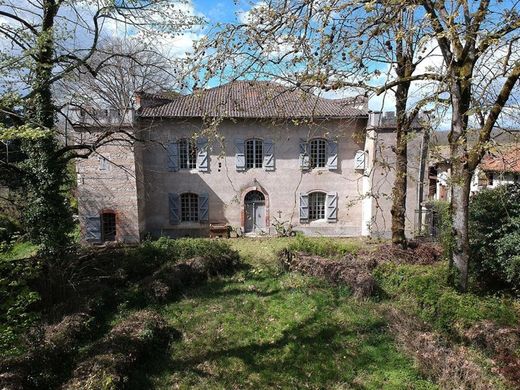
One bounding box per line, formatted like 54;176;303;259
0;258;41;357
469;183;520;292
287;234;360;258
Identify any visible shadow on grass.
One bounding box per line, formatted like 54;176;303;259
127;275;427;389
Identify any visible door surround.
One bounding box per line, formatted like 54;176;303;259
240;185;270;234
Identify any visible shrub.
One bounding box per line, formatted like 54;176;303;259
469;183;520;292
0;258;41;357
287;234;360;258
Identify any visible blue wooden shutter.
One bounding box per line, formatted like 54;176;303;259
299;193;309;222
354;150;366;170
197;137;209;172
169;193;180;225
326;192;338;222
327;140;338;170
198;192;209;222
235;138;245;171
168;141;179;172
299;139;310;170
85;216;101;242
263;138;275;171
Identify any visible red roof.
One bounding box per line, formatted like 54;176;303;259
480;146;520;173
139;81;368;119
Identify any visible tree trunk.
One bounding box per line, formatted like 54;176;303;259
390;73;411;248
22;0;73;255
448;72;473;291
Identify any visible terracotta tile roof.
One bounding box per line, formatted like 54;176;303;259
480;146;520;173
139;81;368;119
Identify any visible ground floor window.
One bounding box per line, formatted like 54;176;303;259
308;192;326;221
101;212;116;241
181;193;199;222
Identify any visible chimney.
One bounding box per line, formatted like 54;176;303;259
369;111;382;128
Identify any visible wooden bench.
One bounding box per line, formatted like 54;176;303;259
209;223;230;238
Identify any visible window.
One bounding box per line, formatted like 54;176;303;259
98;155;110;171
179;139;197;169
180;193;199;222
101;212;116;241
245;138;263;168
308;192;326;221
309;138;327;168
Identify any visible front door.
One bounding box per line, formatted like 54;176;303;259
244;190;265;233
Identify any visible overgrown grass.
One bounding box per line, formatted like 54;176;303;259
374;262;519;334
130;237;436;389
287;233;363;258
0;241;38;261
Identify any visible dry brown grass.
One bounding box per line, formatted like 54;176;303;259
63;310;175;390
279;250;376;298
386;307;502;390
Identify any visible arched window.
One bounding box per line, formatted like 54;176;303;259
179;138;197;169
101;211;116;241
308;191;326;221
180;193;199;221
245;138;263;168
309;138;327;168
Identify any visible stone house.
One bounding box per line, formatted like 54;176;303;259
72;81;425;243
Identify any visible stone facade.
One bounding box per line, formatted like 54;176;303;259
73;82;426;243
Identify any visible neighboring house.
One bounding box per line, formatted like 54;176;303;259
72;81;424;243
427;144;520;201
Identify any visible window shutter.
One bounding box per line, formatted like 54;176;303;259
299;139;310;170
168;193;180;225
327;140;338;170
85;216;101;242
168;141;179;172
326;192;338;222
198;192;209;222
235;138;245;171
354;150;366;170
299;193;309;222
197;137;209;172
263;138;275;171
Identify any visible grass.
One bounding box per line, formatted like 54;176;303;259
0;241;38;261
130;237;437;389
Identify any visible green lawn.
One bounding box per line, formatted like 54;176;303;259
132;238;436;389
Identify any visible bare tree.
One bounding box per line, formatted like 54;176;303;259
418;0;520;290
58;36;182;113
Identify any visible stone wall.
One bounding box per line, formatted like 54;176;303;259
75;130;141;243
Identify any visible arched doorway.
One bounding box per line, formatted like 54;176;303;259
244;190;265;234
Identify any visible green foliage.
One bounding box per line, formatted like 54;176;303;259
20;137;74;256
469;183;520;292
0;258;41;356
287;233;361;257
374;262;518;334
0;241;38;261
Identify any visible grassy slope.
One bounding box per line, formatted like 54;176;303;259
137;238;436;389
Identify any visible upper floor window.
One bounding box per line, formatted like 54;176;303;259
179;138;197;169
309;138;327;168
308;191;326;221
245;138;263;168
180;193;199;222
